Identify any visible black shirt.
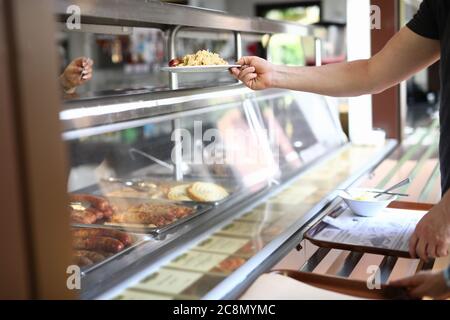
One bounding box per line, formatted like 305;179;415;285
407;0;450;195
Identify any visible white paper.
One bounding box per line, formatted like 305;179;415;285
315;208;427;252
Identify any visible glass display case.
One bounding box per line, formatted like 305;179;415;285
62;82;395;299
0;0;399;299
52;1;399;299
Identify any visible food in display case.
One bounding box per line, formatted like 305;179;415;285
167;184;192;202
110;202;194;227
71;228;140;268
72;228;133;246
186;182;230;202
103;181;168;200
70;194;209;234
169;50;228;67
69;194;114;224
102;179;231;204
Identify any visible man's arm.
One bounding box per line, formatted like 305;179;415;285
231;27;440;96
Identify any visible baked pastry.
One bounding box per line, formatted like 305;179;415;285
187;182;229;202
167;184;192;202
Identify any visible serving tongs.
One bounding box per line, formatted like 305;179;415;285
102;177;157;193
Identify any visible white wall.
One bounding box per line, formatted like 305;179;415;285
346;0;373;144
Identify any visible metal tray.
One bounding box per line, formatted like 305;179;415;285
72;229;151;275
86;178;240;207
72;198;213;235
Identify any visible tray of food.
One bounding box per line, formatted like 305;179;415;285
161;50;240;73
98;178;233;206
71;227;150;274
69;194;212;235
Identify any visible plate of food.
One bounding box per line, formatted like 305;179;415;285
161;50;241;73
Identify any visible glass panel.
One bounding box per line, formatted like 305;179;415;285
254;92;346;180
57;27;239;100
67;101;278;235
113;144;389;299
57;27;169;98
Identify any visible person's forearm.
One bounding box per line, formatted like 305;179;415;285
271;60;378;97
270;27;440;97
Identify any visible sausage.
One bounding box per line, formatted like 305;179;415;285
169;58;183;67
69;194;112;212
89;208;104;221
70;209;98;224
72;236;125;253
72;228;133;246
73;250;106;263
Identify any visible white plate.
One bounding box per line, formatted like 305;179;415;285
161;64;241;73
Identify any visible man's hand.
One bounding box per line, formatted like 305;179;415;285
59;57;94;94
409;196;450;260
390;270;450;299
230;56;275;90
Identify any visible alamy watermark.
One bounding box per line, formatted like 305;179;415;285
367;265;382;290
170;121;280;168
371;5;382;30
66;265;81;290
66;5;81;30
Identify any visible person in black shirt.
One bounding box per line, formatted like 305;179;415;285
232;0;450;298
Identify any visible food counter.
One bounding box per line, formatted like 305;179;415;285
63;83;396;299
54;1;399;300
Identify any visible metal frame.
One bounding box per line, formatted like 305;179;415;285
54;0;313;36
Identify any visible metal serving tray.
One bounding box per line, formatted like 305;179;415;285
73;230;151;275
72;198;213;236
78;177;240;207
